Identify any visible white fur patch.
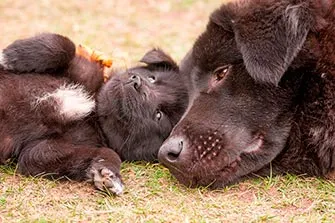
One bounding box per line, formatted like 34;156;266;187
36;84;95;121
0;50;7;69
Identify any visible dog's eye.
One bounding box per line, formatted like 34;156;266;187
155;110;163;121
213;65;230;81
148;76;156;83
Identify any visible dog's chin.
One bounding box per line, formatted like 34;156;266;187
167;169;218;188
168;167;233;189
170;171;196;187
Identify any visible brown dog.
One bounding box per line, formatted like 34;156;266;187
159;0;335;188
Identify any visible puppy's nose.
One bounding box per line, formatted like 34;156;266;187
129;75;141;90
158;136;184;164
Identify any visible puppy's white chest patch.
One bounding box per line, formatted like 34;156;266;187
36;84;95;121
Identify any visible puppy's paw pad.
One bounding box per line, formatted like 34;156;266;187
89;167;124;195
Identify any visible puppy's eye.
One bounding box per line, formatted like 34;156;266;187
213;65;230;81
155;110;163;121
148;76;156;83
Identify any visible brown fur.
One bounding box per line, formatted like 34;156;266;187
0;33;189;193
159;0;335;188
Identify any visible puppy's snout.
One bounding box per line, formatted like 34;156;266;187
129;75;141;90
159;136;185;164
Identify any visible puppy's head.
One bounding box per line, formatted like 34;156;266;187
97;49;189;161
159;0;331;187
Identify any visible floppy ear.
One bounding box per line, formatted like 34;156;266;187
140;48;178;70
233;3;314;85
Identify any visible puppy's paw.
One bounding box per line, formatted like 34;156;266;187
88;165;124;195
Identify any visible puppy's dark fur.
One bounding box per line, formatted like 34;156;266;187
159;0;335;188
0;33;188;192
99;50;188;161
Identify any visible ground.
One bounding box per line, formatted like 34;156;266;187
0;0;334;222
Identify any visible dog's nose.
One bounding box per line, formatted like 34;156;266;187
129;75;141;90
158;136;184;164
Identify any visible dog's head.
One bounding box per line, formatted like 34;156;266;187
97;49;189;161
159;0;332;187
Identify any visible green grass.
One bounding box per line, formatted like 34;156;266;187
1;0;335;222
1;163;335;222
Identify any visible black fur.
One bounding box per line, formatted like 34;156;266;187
2;33;76;73
98;48;188;161
0;33;188;192
159;0;335;188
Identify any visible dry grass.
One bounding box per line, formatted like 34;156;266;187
1;162;335;222
0;0;335;222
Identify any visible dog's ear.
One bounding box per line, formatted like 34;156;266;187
231;3;314;85
140;49;178;70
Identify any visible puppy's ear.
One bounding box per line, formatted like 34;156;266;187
232;2;313;85
140;49;178;70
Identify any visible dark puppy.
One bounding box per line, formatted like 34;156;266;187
0;33;123;194
0;33;188;193
99;50;188;161
159;0;335;188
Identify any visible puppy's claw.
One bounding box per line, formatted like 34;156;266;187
89;167;124;195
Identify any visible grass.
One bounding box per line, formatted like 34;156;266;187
1;163;335;222
0;0;335;222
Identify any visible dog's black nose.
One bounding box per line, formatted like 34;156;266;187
158;136;184;164
129;75;141;90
